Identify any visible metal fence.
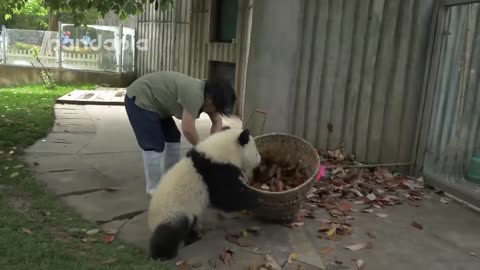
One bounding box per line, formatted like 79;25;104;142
419;0;480;204
0;22;135;73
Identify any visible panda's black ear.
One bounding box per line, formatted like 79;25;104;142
238;129;251;146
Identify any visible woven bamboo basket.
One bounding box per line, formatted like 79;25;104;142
244;133;320;223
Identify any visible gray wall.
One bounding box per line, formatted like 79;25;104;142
244;0;304;135
244;0;436;164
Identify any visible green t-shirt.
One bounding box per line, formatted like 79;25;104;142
126;71;205;119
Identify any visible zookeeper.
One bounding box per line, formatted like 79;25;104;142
124;71;236;195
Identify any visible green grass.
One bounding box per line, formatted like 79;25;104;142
0;84;170;270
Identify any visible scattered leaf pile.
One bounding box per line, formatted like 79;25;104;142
300;147;431;243
249;153;309;192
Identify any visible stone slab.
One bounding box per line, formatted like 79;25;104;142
61;187;149;223
172;230;268;270
54;105;92;119
102;219;129;233
288;228;325;269
51;118;96;133
34;168;119;195
78;105;139;154
118;212;150;252
78;152;144;184
24;133;95;154
22;153;90;173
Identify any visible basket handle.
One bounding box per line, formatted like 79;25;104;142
244;108;268;134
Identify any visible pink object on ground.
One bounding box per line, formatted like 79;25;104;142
316;165;326;181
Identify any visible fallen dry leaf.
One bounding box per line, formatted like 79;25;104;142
225;233;255;247
375;213;388;218
409;201;420;207
288;211;306;227
440;197;449;204
375;167;394;180
345;243;368;251
219;248;233;266
86;229;99;235
366;193;377;201
22;228;33;235
356;259;366;270
341;201;353;211
264;254;281;270
286;253;297;263
318;223;331;232
319;246;333;254
329;209;344;218
176;260;189;270
246;226;261;234
469;252;480;258
411;221;423;230
328;234;343;241
102;257;118;264
102;228;118;235
102;234;115;243
326;224;339;236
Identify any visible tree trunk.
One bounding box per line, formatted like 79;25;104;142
48;9;60;31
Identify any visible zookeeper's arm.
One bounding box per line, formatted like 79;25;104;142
181;110;200;146
208;112;223;135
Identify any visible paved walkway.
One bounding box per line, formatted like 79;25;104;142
23;103;480;270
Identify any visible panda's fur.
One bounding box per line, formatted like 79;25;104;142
148;128;261;261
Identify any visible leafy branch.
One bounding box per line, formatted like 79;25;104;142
1;0;175;27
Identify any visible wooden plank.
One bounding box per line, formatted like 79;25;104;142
444;0;480;6
413;1;445;175
367;0;401;163
354;0;385;162
305;0;329;144
400;0;435;166
317;0;343;149
329;0;356;148
380;0;414;163
293;0;317;138
57;90;89;101
56;90;125;106
343;0;370;155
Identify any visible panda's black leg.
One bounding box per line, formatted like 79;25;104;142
184;215;202;246
184;229;201;246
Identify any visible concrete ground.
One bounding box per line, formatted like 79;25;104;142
23;103;480;270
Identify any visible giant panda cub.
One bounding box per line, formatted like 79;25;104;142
148;128;262;261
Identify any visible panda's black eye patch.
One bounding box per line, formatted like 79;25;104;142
238;129;250;146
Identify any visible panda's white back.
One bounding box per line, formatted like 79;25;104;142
148;158;209;231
